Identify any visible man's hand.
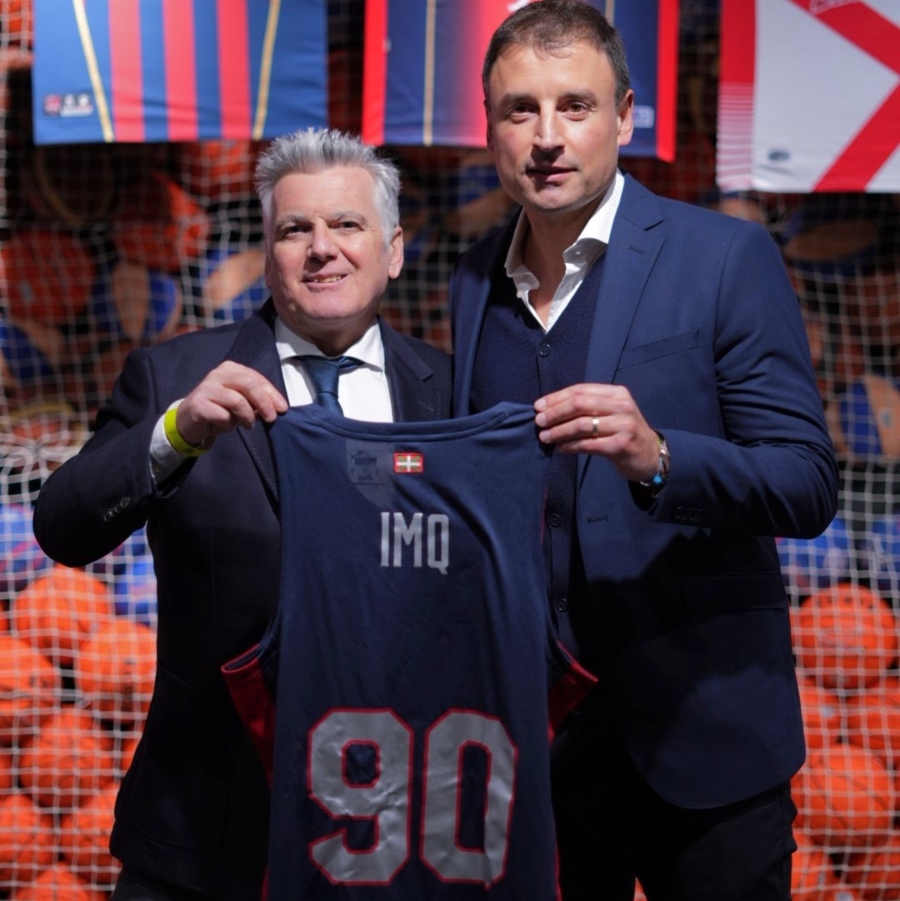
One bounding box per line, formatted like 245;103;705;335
534;383;660;483
176;362;289;447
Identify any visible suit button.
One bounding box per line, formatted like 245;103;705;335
555;597;569;612
538;341;552;358
547;512;562;528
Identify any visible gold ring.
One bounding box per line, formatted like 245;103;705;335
591;416;600;438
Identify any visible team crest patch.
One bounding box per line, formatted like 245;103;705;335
393;452;424;474
348;449;380;483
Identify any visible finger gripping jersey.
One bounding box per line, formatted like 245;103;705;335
223;402;596;901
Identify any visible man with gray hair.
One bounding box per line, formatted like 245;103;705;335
33;127;451;901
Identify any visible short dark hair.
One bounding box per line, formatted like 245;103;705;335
482;0;630;105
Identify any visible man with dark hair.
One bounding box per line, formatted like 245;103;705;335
450;2;838;899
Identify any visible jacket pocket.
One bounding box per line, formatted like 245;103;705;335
618;329;700;369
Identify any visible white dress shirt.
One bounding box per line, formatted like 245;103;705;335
504;170;625;332
273;318;393;421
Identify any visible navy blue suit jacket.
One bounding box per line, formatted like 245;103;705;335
33;301;451;901
449;175;838;809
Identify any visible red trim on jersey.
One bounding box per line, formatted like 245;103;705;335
221;644;275;784
548;649;598;736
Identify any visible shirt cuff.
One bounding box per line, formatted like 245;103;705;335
150;404;190;482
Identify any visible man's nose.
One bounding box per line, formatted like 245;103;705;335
308;220;337;258
533;111;563;151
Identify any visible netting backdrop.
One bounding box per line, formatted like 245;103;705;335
1;0;900;898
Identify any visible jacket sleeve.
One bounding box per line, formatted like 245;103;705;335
648;219;839;538
33;346;181;567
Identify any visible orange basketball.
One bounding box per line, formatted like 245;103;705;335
843;830;900;900
74;618;155;723
792;830;837;900
59;783;121;887
3;229;96;323
19;706;115;810
797;671;844;751
112;171;210;272
0;747;13;792
792;743;895;851
821;884;863;901
0;634;62;743
0;793;56;884
11;862;106;901
118;730;141;777
179;139;266;203
13;564;113;667
0;0;33;46
845;678;900;770
792;584;899;691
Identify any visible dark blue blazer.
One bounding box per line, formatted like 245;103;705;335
449;175;839;810
33;301;451;901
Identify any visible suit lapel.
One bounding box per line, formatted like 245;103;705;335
579;176;665;484
452;217;517;417
381;319;445;421
583;176;665;386
226;301;283;501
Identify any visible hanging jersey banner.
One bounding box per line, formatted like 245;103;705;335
32;0;327;144
223;402;597;900
718;0;900;192
362;0;678;161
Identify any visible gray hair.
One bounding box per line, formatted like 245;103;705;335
254;128;401;244
482;0;631;106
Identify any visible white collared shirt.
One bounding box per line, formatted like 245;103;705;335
274;318;393;421
504;170;625;332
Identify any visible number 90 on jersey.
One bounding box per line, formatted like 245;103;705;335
308;708;518;888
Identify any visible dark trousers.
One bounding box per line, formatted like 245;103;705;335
111;868;220;901
551;722;797;901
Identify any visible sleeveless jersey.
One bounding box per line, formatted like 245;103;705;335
223;402;596;901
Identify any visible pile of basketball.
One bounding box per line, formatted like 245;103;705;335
0;548;155;897
790;582;900;900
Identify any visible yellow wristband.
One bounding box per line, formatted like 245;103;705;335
164;403;209;458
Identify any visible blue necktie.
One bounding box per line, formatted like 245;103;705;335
299;356;360;414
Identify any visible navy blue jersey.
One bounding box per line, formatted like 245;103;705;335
224;402;595;901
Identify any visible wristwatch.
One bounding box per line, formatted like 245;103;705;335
639;432;670;494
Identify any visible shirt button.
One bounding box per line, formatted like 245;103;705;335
538;341;552;358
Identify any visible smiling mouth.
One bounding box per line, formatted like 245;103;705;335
305;275;344;284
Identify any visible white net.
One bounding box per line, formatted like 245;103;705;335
1;0;899;898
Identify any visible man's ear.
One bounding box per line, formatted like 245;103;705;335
388;226;404;279
617;89;635;148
